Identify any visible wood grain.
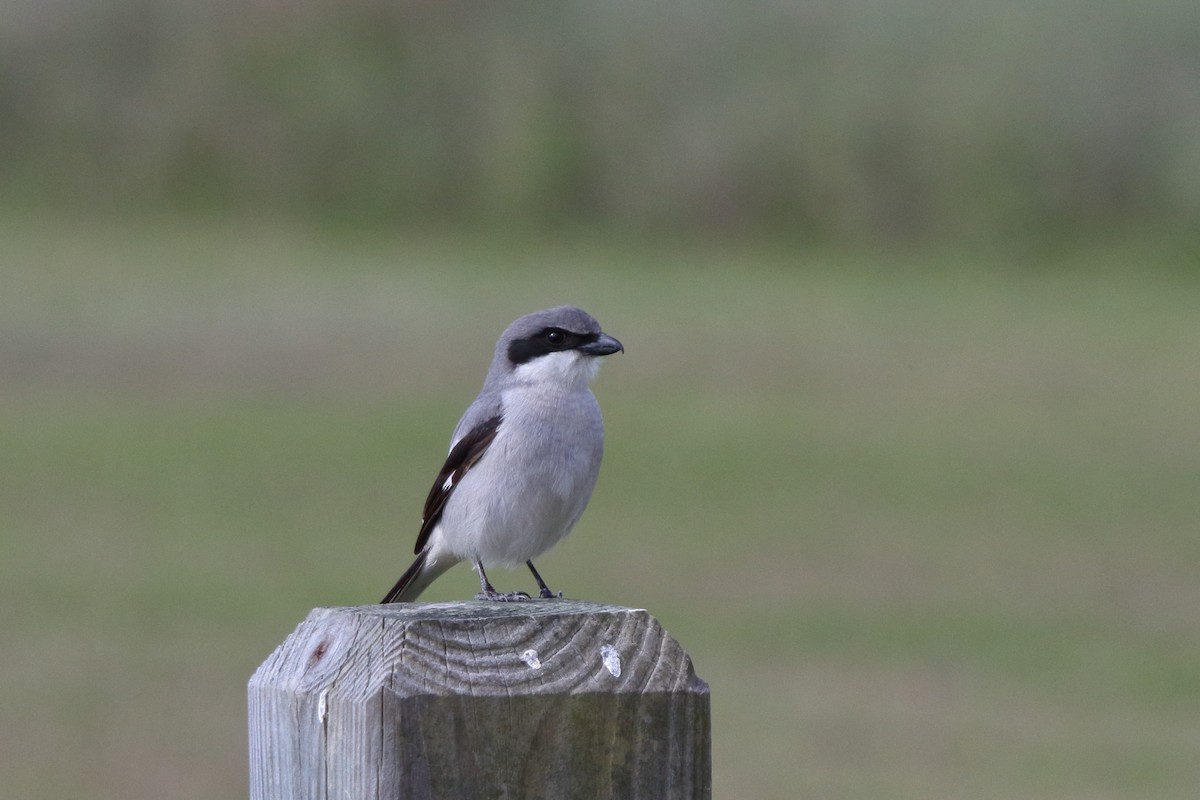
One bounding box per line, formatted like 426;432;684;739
249;601;711;799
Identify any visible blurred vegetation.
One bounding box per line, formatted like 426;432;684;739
2;219;1199;799
4;2;1200;799
3;0;1199;243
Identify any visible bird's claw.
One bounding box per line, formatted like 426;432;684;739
475;590;532;602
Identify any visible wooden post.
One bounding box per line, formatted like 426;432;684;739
248;601;710;799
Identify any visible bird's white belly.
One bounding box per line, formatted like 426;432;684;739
439;392;603;566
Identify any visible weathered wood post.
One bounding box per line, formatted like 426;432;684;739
248;601;710;799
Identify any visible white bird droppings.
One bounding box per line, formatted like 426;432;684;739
317;688;329;724
519;649;542;669
599;644;621;677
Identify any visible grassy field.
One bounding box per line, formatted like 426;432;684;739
2;218;1198;799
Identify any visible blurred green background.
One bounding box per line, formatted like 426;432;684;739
3;2;1200;798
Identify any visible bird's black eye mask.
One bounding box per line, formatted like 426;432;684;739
507;327;600;365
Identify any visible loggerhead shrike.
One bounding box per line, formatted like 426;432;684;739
381;306;623;603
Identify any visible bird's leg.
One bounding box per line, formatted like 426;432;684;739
526;560;563;599
473;560;531;602
476;561;495;595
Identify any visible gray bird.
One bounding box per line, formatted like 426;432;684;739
381;306;623;603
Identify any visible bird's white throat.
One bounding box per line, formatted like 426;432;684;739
512;350;602;389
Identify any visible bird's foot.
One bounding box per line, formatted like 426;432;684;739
475;590;532;602
538;588;564;599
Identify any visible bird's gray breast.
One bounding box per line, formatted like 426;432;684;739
498;385;604;501
436;384;605;565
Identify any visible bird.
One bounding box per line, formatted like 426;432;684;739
380;305;623;603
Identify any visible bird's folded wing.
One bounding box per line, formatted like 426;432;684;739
412;414;503;554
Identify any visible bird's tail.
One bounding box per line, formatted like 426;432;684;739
380;549;456;603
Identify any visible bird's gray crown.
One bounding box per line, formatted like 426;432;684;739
498;306;604;367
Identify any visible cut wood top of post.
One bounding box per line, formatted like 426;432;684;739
250;601;708;702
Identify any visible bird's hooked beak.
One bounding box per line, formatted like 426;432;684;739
578;333;624;357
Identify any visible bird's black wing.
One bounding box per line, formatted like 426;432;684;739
412;414;502;554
